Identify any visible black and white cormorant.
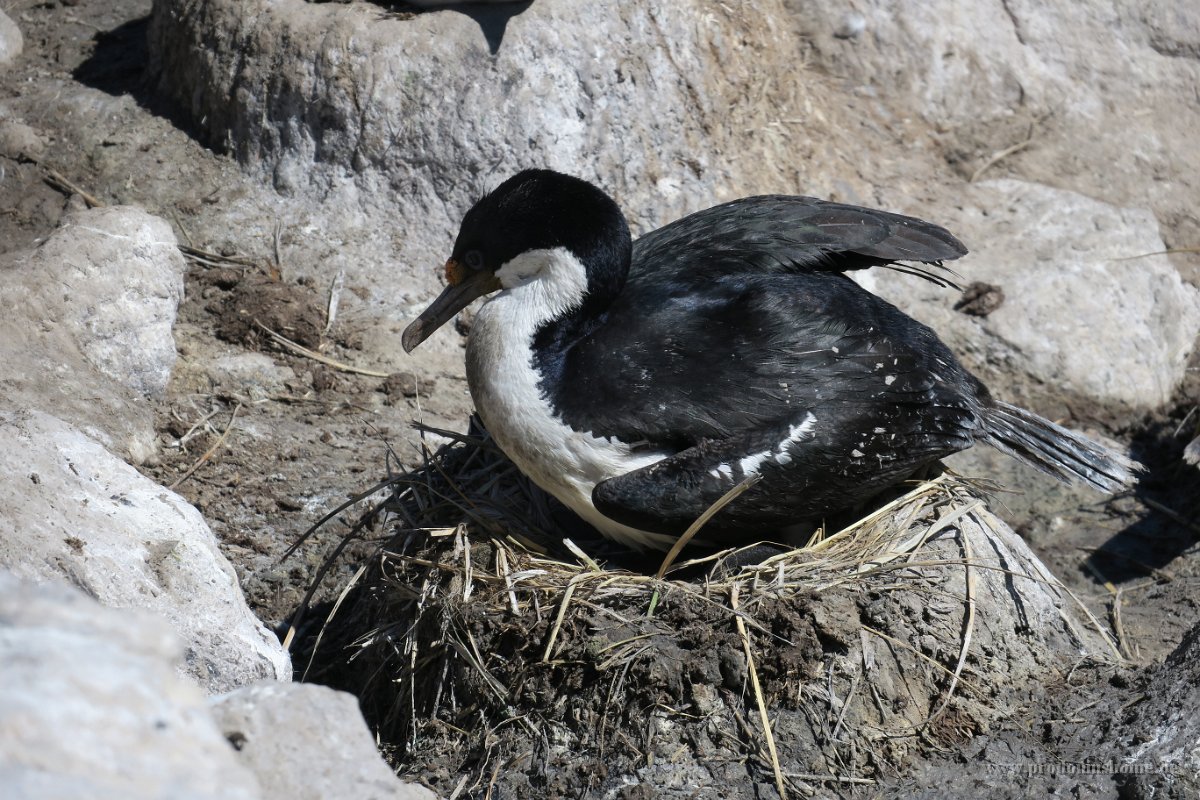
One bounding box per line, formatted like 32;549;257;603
402;169;1137;551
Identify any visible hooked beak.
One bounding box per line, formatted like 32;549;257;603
401;259;501;353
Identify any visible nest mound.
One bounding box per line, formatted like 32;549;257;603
293;423;1119;799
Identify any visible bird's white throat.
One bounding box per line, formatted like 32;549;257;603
466;247;674;549
493;246;589;318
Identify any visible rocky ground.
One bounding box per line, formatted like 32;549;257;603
2;0;1200;797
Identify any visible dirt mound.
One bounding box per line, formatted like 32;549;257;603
292;423;1117;798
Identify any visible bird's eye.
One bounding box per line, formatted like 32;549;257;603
464;250;485;270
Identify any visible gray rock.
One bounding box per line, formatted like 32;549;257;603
858;180;1200;410
145;0;864;392
144;0;1200;416
790;0;1200;282
0;10;21;68
0;409;291;694
1117;621;1200;797
38;206;184;398
793;0;1200;127
146;0;814;297
0;119;44;161
207;353;297;399
0;573;436;799
0;206;186;462
211;682;438;800
896;615;1200;798
0;572;262;800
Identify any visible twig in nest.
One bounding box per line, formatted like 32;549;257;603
168;402;242;490
43;166;104;208
178;244;260;269
1111;247;1200;262
290;563;367;667
647;473;761;615
281;482;399;653
969;126;1035;183
280;475;399;563
732;583;788;800
496;547;519;615
254;320;390;377
563;538;602;572
542;573;587;662
655;474;762;580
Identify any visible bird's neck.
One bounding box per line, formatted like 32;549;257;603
468;244;622;430
464;250;610;486
468;248;593;412
493;247;593;323
487;243;624;363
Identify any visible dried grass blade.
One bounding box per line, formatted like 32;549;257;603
563;538;602;571
294;563;367;678
496;546;520;615
254;320;389;377
732;583;788;800
924;518;977;726
655;474;762;582
542;573;586;663
168;402;242;490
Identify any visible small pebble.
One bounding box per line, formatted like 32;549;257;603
0;120;45;161
311;367;338;393
383;371;421;398
834;12;866;39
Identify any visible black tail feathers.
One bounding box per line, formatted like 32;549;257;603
980;401;1139;493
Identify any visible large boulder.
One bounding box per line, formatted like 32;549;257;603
145;0;847;292
145;0;1200;411
0;206;186;463
793;0;1200;281
211;683;437;800
858;180;1200;411
0;9;21;68
0;572;437;800
0;572;262;800
0;409;290;694
148;0;793;211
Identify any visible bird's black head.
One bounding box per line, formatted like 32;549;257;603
452;169;631;282
402;169;632;352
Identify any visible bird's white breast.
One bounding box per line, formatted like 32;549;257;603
465;247;676;550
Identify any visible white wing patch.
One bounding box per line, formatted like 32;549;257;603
709;412;818;479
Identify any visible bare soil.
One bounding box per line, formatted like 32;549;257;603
4;1;1200;797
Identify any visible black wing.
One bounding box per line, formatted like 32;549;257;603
544;270;984;449
593;391;978;536
629;195;968;290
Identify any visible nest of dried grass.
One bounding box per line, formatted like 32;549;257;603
288;419;1119;799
